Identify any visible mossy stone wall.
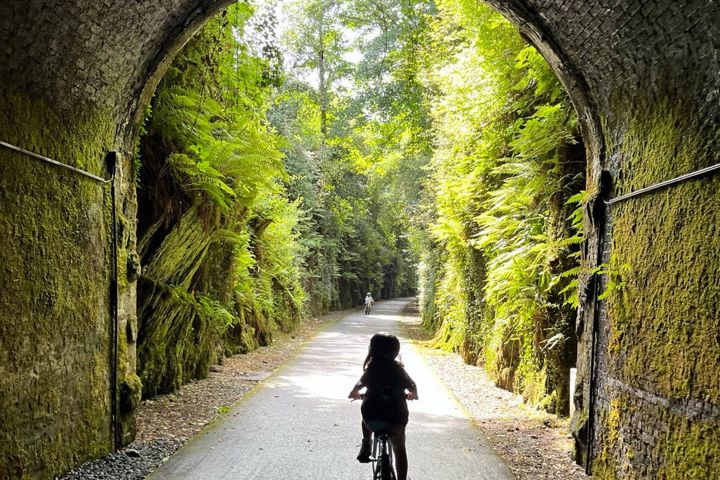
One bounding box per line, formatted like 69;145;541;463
0;92;116;478
0;2;241;477
590;99;720;479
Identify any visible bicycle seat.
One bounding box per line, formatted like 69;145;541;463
365;419;395;435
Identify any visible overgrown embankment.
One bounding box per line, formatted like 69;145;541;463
133;1;586;420
135;6;304;397
416;1;585;415
399;306;586;480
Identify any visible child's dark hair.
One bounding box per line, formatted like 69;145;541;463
363;332;401;370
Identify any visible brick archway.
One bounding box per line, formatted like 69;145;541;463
1;1;718;478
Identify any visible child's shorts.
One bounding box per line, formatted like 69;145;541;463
364;419;400;434
361;396;409;427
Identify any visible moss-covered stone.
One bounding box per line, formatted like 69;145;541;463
607;99;720;402
0;89;117;477
592;398;624;478
119;373;143;444
657;416;720;480
590;390;720;480
136;276;227;398
591;96;720;478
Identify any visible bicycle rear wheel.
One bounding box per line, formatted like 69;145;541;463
380;453;392;480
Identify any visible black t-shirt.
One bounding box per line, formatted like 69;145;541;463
360;359;416;425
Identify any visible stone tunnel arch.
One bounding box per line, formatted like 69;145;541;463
0;1;718;478
482;3;720;479
0;1;236;477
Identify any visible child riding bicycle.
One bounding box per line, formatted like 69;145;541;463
349;333;418;480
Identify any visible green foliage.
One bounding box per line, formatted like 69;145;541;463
136;4;305;397
417;1;585;414
135;0;586;417
274;0;585;416
268;0;427;312
137;277;232;397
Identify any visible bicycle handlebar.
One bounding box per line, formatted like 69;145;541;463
349;392;418;401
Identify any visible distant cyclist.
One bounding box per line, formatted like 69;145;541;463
349;332;418;480
364;292;374;315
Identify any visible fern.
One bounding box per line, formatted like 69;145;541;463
136;5;308;396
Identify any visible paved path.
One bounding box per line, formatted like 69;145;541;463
149;298;513;479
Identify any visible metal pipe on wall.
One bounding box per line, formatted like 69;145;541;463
106;151;121;451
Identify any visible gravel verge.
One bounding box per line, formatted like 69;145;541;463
58;311;345;479
58;440;181;480
399;305;588;480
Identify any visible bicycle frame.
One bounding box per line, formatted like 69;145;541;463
371;432;396;480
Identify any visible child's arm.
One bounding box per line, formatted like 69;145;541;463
348;378;364;400
403;370;419;400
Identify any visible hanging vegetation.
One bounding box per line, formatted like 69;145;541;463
134;0;584;414
417;0;585;414
136;4;304;397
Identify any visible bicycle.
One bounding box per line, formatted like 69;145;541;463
364;303;372;315
370;430;396;480
351;392;416;480
353;395;397;480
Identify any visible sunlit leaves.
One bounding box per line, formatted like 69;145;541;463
418;0;585;410
139;3;307;365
